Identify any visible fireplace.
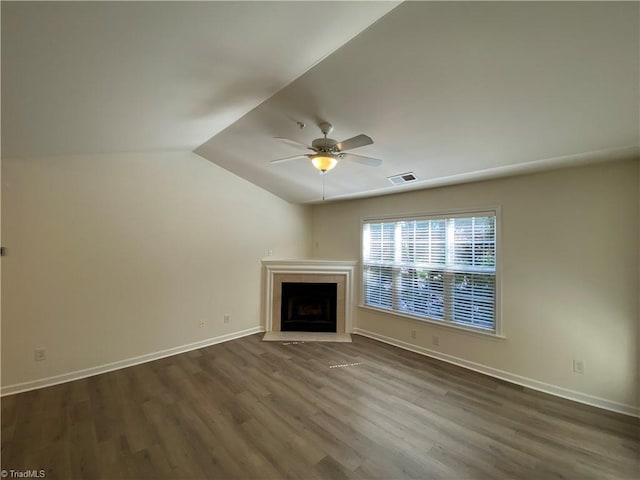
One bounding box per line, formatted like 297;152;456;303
281;282;337;332
261;260;357;335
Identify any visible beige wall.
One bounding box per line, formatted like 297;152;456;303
1;151;311;388
312;160;639;410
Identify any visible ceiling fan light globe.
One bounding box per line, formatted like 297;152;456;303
311;155;338;172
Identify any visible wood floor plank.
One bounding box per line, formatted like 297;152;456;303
1;333;638;479
68;400;101;480
254;392;365;472
140;398;209;479
172;398;247;479
235;391;325;467
240;417;325;480
32;438;72;480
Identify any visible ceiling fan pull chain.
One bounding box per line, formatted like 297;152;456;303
322;172;326;201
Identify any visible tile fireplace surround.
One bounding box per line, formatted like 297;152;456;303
261;259;357;334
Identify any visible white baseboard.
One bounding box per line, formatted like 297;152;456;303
353;328;639;418
1;326;264;397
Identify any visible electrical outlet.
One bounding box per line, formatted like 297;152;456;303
34;349;46;362
199;320;205;328
224;314;230;324
410;330;417;340
573;359;585;374
432;335;440;346
267;248;273;256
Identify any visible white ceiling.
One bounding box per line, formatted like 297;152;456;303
1;1;399;156
3;2;639;204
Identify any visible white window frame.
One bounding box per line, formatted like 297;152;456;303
360;207;503;337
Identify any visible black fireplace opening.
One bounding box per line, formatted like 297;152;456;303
281;282;337;332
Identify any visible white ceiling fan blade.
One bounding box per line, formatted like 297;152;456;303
270;154;309;164
336;134;373;152
275;137;315;151
342;153;383;167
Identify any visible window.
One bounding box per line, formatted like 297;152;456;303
362;210;498;334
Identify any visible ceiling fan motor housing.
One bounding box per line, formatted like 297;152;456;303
311;137;339;152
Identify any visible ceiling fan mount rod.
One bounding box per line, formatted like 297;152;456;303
318;121;334;137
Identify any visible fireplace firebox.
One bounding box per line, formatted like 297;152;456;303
280;282;337;332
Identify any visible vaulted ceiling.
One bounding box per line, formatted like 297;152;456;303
3;2;638;204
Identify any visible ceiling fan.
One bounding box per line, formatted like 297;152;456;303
270;122;382;173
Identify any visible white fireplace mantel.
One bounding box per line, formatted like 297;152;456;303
262;259;357;333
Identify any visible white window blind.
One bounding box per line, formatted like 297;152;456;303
362;212;497;332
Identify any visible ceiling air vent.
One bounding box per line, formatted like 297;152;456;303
388;172;418;185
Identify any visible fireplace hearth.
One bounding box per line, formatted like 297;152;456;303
281;282;337;332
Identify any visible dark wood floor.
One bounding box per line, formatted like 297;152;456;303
2;333;638;480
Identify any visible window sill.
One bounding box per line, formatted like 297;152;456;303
357;304;506;340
